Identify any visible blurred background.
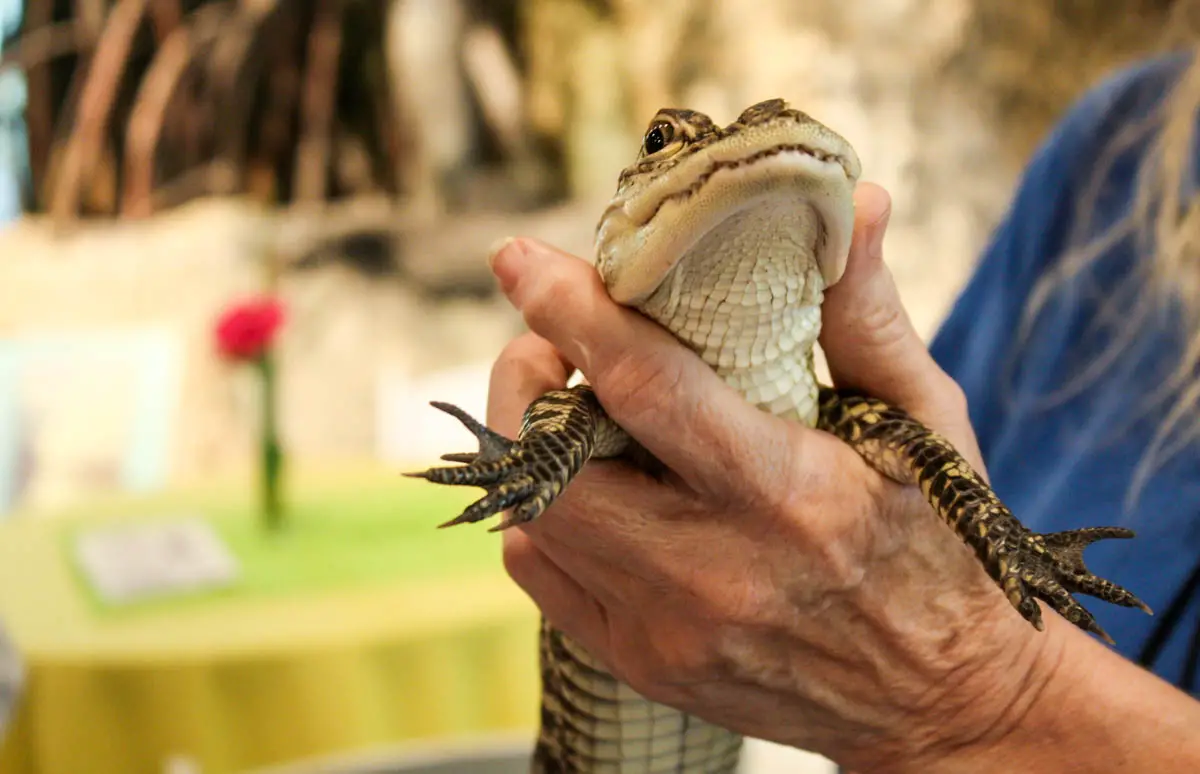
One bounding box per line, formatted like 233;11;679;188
0;1;1180;772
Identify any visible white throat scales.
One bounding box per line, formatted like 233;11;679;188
638;202;826;426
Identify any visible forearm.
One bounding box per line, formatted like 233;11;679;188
899;613;1200;774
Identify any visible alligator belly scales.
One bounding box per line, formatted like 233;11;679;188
408;98;1151;773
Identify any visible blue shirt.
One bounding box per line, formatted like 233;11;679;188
931;55;1200;688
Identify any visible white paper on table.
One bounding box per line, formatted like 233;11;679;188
73;518;240;605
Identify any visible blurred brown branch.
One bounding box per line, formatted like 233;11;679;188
148;0;183;43
294;0;345;202
49;0;150;220
123;4;231;215
13;0;401;222
0;21;96;75
206;0;277;187
19;2;61;203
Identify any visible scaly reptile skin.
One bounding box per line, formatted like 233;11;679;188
409;99;1152;773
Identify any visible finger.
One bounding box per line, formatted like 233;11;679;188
518;458;788;617
521;464;678;587
489;237;779;489
502;529;614;665
820;183;979;458
525;523;654;610
486;332;573;437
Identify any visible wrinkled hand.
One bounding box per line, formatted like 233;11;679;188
486;183;1061;772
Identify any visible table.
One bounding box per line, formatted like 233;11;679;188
0;467;541;774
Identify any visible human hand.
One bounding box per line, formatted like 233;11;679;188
485;183;1065;772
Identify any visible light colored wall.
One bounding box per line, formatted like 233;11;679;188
1;0;1023;517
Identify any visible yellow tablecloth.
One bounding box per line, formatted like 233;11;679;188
0;483;541;774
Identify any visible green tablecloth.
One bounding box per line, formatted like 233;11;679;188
0;466;541;774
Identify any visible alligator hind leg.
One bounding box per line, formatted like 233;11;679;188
406;385;628;531
817;387;1152;643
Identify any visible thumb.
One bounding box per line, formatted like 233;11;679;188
820;183;978;458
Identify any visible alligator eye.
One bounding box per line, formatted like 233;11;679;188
643;122;674;155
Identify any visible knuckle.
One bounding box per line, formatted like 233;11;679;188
487;333;570;430
910;370;979;458
519;264;592;334
931;372;970;420
489;335;537;386
500;532;541;588
736;428;806;514
491;334;552;389
770;463;877;591
600;347;685;425
623;584;737;689
857;294;911;352
664;546;764;627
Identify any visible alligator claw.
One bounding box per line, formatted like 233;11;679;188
819;388;1151;644
407;391;603;529
1002;525;1150;644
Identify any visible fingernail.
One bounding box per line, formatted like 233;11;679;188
487;236;518;269
487;236;524;293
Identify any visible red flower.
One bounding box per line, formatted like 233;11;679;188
214;297;285;361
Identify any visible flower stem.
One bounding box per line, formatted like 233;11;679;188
258;353;284;531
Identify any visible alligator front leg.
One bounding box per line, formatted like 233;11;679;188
818;387;1152;644
407;385;628;531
